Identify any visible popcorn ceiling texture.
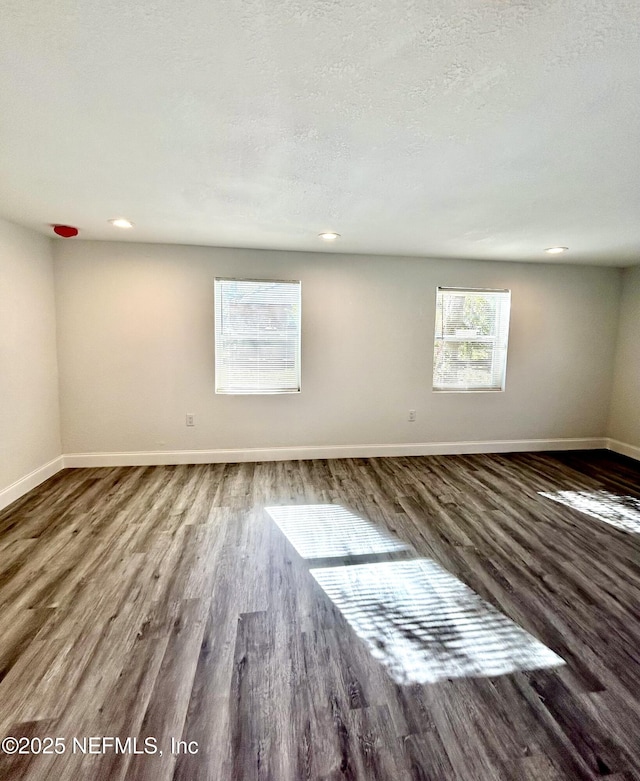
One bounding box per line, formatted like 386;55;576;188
0;0;638;264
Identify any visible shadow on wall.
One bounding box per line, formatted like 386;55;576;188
266;503;564;685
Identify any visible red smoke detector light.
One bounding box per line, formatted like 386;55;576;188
52;224;79;238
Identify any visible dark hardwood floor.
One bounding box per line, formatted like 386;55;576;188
1;450;640;780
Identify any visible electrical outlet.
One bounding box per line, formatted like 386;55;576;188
408;409;416;422
186;413;195;427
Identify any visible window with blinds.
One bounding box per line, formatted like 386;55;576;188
433;287;511;392
214;278;301;394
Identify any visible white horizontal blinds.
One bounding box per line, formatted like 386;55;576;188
215;278;301;394
433;287;511;391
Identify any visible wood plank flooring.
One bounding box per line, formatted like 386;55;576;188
0;450;639;780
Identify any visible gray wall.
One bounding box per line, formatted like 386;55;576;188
0;218;61;491
54;240;621;455
608;265;640;450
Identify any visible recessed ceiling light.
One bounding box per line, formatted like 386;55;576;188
109;218;134;229
544;246;568;254
319;232;340;241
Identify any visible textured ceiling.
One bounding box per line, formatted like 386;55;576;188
1;0;639;265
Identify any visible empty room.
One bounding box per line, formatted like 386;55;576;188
1;1;639;779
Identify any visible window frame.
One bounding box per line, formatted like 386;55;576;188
214;276;302;395
432;286;511;394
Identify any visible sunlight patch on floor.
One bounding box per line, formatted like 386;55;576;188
269;503;564;684
310;559;565;685
265;504;410;559
539;489;640;534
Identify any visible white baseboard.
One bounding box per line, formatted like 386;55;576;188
0;438;625;510
0;455;65;512
63;437;608;468
607;438;640;462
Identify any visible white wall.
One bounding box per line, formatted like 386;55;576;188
0;218;62;496
53;240;621;458
608;265;640;453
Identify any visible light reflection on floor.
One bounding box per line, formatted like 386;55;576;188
268;503;564;684
540;489;640;534
265;504;409;559
311;559;564;684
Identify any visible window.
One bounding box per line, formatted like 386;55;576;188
433;287;511;392
214;278;301;394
